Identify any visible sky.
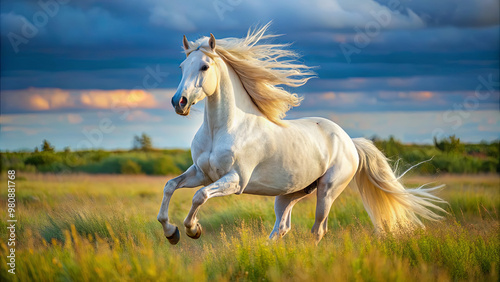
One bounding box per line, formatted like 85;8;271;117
0;0;499;150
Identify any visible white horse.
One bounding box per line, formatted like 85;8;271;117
157;24;447;245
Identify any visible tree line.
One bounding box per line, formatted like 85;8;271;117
1;134;498;175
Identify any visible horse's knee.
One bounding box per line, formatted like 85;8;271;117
163;180;178;195
192;189;208;206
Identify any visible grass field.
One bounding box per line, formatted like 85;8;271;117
0;173;499;281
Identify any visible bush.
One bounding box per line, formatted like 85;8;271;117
24;152;61;167
120;160;142;174
152;156;182;175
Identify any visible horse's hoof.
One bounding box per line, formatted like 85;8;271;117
166;227;180;245
187;223;202;239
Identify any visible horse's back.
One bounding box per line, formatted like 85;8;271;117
285;117;354;148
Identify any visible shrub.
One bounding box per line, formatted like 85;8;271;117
120;160;142;174
24;152;61;167
152;156;182;175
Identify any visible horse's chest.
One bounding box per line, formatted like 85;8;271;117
196;148;235;181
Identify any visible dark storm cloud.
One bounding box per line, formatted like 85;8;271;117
374;0;500;28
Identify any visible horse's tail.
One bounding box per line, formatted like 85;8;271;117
351;138;447;233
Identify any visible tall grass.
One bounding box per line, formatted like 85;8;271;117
0;174;498;281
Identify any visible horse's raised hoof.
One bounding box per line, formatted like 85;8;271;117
186;223;202;239
166;227;180;245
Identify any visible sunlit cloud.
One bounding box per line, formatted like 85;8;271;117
409;91;433;101
378;91;434;101
28;95;50;110
320;92;336;100
3;88;74;111
1;88;174;114
80;90;158;109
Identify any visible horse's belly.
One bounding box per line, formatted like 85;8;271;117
242;180;297;196
242;175;315;196
242;160;324;196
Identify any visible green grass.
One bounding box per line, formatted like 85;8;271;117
0;173;498;281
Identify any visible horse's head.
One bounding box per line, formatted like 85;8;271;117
172;34;219;116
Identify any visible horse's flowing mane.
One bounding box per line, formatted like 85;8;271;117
185;23;315;125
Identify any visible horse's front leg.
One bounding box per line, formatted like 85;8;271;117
157;165;210;245
183;172;242;239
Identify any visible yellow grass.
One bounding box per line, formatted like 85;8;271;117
0;173;498;281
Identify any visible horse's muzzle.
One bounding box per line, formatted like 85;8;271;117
172;95;191;116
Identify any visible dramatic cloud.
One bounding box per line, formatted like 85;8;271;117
3;88;74;111
1;88;170;113
380;0;500;28
79;90;158;109
1;0;498;92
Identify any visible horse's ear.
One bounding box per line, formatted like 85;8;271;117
183;35;190;51
209;33;216;51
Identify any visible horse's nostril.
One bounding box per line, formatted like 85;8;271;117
180;96;188;107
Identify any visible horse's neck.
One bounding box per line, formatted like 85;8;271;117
204;61;260;133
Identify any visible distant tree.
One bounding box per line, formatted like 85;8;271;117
41;140;55;152
434;135;464;154
133;135;141;150
64;146;71;153
141;133;153;151
34;147;39;153
133;133;153;151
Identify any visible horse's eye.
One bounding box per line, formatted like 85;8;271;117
200;65;209;71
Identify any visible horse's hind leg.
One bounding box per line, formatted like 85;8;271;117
312;165;356;244
269;190;310;239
